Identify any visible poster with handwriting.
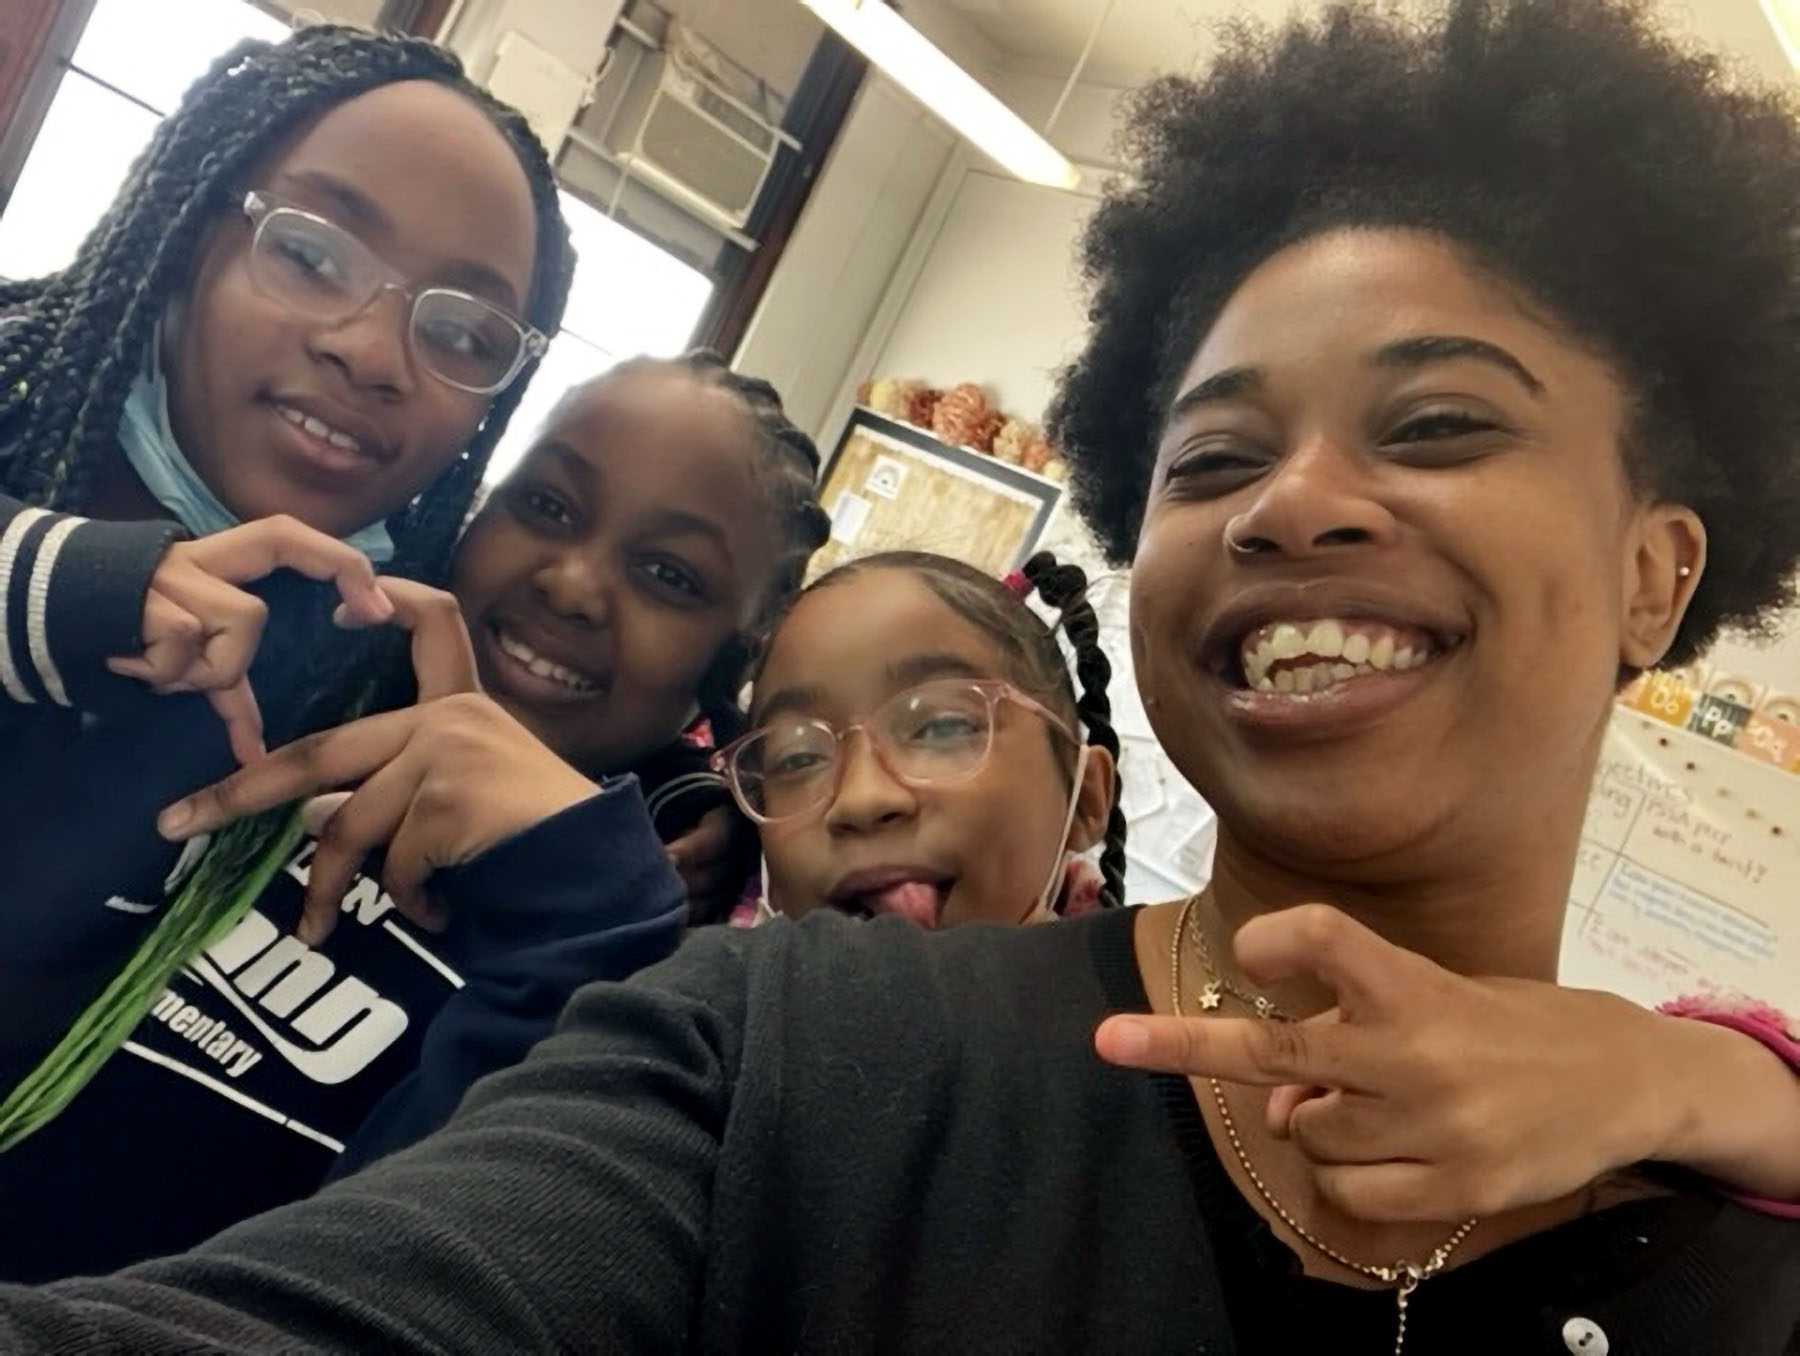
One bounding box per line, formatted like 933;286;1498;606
1560;709;1797;1011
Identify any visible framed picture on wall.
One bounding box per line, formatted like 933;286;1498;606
813;407;1064;581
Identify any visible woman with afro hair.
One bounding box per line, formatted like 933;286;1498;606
0;2;1793;1352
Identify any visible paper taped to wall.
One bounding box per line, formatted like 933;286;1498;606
1560;710;1798;1012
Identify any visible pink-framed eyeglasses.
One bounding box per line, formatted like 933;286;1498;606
712;677;1077;825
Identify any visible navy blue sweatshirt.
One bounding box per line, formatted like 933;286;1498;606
0;491;702;1279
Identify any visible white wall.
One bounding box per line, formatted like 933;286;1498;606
732;82;959;439
856;72;1128;425
440;0;624;84
870;169;1091;422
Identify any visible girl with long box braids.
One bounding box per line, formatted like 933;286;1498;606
0;27;575;1165
0;346;830;1280
723;549;1126;928
0;2;1797;1352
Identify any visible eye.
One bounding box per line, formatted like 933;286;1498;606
271;234;349;287
899;709;987;746
418;316;503;363
637;558;706;602
1383;410;1498;447
1164;439;1271;494
509;482;575;530
769;748;831;778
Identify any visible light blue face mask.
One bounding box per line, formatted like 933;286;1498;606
117;325;395;563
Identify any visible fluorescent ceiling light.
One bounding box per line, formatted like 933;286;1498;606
1760;0;1800;70
801;0;1080;189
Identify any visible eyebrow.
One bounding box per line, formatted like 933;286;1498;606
276;169;523;311
753;654;990;726
1168;365;1263;417
1373;334;1544;396
886;652;989;688
752;683;826;725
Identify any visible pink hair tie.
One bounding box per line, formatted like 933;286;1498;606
1002;569;1031;598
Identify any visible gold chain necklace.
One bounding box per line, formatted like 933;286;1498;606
1168;894;1478;1356
1185;906;1292;1021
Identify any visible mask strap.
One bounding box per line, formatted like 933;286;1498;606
753;857;778;926
1020;742;1091;925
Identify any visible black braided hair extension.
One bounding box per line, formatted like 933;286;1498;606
610;349;830;743
1020;551;1126;910
183;29;572;880
0;26;575;1145
784;549;1126;911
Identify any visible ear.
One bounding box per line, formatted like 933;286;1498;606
1620;502;1706;670
1065;743;1117;853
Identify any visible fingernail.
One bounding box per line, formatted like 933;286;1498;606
1104;1018;1150;1061
371;589;395;619
158;803;193;839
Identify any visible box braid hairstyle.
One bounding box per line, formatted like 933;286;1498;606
1046;0;1800;668
775;549;1127;911
0;26;574;1149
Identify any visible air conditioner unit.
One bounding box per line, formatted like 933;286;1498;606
607;51;795;232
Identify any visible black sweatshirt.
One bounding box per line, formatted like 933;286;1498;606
1;908;1792;1354
0;491;718;1278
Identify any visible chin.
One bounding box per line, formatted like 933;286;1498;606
1212;775;1456;876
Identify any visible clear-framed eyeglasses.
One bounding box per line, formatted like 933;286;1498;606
712;677;1078;826
240;190;547;395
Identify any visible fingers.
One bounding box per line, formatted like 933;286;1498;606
1232;905;1423;1017
381;809;448;935
299;757;423;945
109;588;206;688
1310;1162;1448;1225
159;708;419;839
207;680;267;765
150;561;270;689
300;791;352;837
342;579;478;701
183;516;392;625
1093;1013;1377;1090
668;807;734;873
1265;1082;1319;1139
1283;1088;1423;1166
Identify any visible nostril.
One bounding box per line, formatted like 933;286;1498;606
1229;534;1278;556
1314;526;1374;548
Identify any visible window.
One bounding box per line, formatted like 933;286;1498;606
0;0;288;281
486;189;713;483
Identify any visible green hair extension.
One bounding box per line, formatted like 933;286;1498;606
0;809;306;1149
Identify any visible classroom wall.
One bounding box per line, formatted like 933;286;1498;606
439;0;624;84
733;75;958;439
861;70;1128;426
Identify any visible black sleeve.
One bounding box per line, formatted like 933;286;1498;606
0;928;756;1353
330;781;689;1175
0;493;182;712
631;737;735;841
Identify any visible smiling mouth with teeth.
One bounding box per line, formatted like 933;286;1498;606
274;402;365;456
1236;618;1441;696
494;627;601;694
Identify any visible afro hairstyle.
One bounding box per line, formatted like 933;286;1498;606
1047;0;1800;665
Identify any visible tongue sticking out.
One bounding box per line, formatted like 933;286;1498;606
866;881;944;929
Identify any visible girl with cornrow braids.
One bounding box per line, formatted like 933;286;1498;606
719;549;1124;929
0;344;830;1278
0;20;588;1247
